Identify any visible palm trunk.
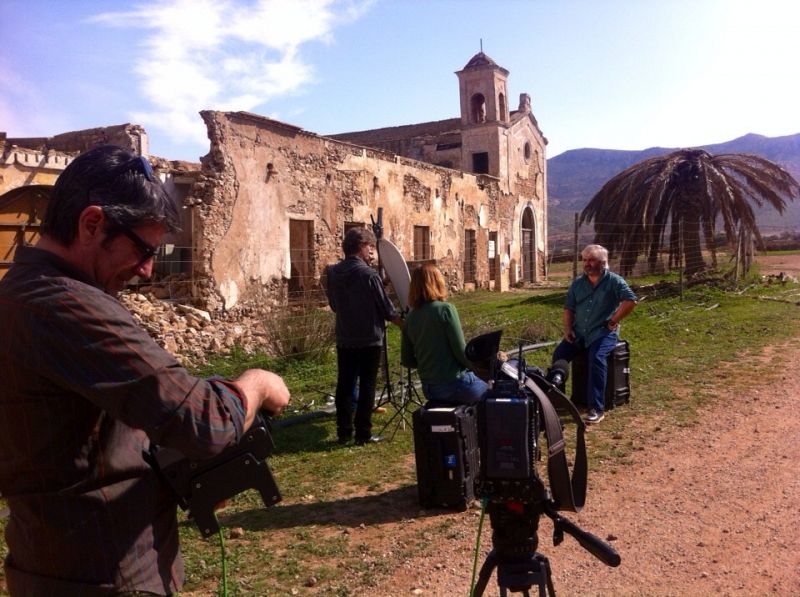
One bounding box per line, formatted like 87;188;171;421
682;215;705;275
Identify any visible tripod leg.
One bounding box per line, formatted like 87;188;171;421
471;550;498;597
543;556;556;597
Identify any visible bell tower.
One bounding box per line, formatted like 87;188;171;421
456;51;510;179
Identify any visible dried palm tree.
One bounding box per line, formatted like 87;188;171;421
580;149;800;276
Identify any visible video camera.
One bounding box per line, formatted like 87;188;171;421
466;330;583;508
145;412;282;538
465;331;619;596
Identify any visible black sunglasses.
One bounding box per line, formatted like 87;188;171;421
108;155;156;182
119;226;160;267
89;155;156;203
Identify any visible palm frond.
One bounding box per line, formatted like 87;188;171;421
579;148;800;275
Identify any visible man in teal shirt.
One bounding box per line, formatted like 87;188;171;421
553;244;637;423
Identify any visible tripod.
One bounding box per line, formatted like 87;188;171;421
377;365;423;439
472;501;555;597
471;500;621;596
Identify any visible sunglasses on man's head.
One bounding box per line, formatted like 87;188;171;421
89;156;156;201
109;155;156;182
119;226;160;267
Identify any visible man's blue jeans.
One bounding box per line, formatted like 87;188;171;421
553;332;619;413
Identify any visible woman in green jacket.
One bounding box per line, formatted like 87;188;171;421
401;263;487;404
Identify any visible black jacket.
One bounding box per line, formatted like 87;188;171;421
325;256;397;347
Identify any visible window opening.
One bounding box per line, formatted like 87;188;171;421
464;229;477;284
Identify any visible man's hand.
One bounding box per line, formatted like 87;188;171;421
231;369;291;430
562;309;576;343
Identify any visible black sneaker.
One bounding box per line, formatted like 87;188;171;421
586;409;605;424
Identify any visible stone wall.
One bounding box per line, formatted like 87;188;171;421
188;111;535;317
0;124;150;198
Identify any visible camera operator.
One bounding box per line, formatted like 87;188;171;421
552;244;636;424
0;145;290;596
324;227;401;445
401;264;487;405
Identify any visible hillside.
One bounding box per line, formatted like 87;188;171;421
547;132;800;236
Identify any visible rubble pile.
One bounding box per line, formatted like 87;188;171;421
119;292;265;366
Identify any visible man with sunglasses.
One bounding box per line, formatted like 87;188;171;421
0;145;290;595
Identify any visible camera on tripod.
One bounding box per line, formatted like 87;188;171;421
477;373;546;504
464;330;620;596
145;412;282;538
467;330;578;508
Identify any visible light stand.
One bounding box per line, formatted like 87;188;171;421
371;208;396;410
369;211;420;440
377;331;424;439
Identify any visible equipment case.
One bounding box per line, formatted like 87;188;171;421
571;339;631;410
412;404;479;510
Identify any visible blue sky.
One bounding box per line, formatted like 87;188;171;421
2;0;799;162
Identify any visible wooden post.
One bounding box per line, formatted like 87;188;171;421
734;226;743;281
678;219;684;301
572;212;579;280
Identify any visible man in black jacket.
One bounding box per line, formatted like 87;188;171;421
325;227;401;445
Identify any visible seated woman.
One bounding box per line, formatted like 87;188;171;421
401;264;488;405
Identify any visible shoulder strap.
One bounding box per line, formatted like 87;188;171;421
500;362;588;512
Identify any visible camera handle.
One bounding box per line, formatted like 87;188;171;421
542;502;621;567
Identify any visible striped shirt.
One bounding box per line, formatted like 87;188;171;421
0;246;246;595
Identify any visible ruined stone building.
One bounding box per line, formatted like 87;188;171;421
0;125;197;281
191;51;548;314
1;51;548;324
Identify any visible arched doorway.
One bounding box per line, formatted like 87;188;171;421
0;185;51;279
521;206;536;283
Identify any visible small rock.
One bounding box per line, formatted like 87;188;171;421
228;527;245;539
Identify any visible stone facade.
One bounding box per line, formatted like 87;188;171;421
190;52;548;316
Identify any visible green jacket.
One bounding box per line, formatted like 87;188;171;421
401;301;472;383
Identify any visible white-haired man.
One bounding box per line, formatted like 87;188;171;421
552;244;637;423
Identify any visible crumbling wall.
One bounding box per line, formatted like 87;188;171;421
190;111;520;316
1;124;151;198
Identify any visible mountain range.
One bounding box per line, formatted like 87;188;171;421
546;132;800;236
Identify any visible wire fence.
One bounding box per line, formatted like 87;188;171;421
3;218;794;382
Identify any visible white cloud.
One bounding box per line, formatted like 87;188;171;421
90;0;372;148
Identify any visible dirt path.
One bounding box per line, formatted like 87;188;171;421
372;340;800;596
